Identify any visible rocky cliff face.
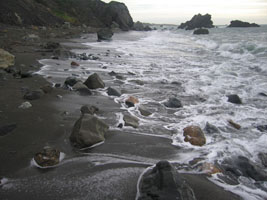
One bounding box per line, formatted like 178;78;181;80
0;0;134;30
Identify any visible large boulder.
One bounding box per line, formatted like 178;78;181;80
193;28;209;35
97;28;113;41
0;49;15;69
84;73;105;89
183;126;206;146
178;14;214;30
137;161;196;200
228;20;260;28
70;114;109;148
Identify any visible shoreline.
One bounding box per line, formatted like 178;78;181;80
1;24;242;200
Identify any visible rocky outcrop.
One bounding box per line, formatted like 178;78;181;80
137;161;196;200
178;14;214;30
183;126;206;146
0;49;15;69
228;20;260;28
193;28;209;35
70;114;109;148
97;28;114;41
84;73;105;89
33;147;61;167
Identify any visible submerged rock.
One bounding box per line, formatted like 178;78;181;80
125;96;139;107
227;119;241;130
80;105;99;115
227;94;242;104
258;153;267;167
139;106;152;117
70;114;109;148
123;114;139;128
178;13;214;30
23;90;44;100
73;82;92;96
34;147;61;167
97;28;113;41
137;161;196;200
43;42;60;49
164;97;182;108
204;122;220;134
107;87;121;97
193;28;209;35
228;20;260;28
183;126;206;146
256;125;267;132
84;73;105;89
0;124;17;136
64;76;79;87
0;48;15;69
40;84;53;94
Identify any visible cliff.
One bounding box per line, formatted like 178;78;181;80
0;0;134;30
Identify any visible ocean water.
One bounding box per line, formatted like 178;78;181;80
37;26;267;199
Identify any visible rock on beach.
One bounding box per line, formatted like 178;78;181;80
183;126;206;146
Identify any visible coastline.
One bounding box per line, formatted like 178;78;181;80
0;25;243;200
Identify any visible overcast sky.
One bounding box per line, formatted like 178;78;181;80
103;0;267;25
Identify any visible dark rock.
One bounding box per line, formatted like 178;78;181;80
0;124;17;136
54;83;61;88
70;114;109;148
193;28;209;35
164;97;182;108
64;77;79;87
118;123;123;128
258;153;267;167
80;105;99;115
129;79;145;85
228;20;260;28
178;14;214;30
71;61;79;67
133;21;152;31
139;106;152;117
40;84;53;94
183;126;206;146
227;119;241;130
73;82;92;96
256;125;267;132
107;87;121;97
24;90;44;100
221;156;267;181
19;70;32;78
227;94;242;104
33;147;60;167
84;73;105;89
116;75;124;80
97;28;113;41
204;122;220;134
108;71;117;76
123;114;139;128
259;92;267;97
43;42;60;49
138;161;196;200
125;96;139;107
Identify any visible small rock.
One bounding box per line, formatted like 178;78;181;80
0;48;15;69
227;94;242;104
129;79;145;85
228;119;241;130
116;75;124;80
256;125;267;132
259;92;267;97
183;126;206;146
107;87;121;97
18;101;32;109
193;28;209;34
73;82;92;96
200;162;221;175
108;71;117;76
204;122;220;134
41;84;53;94
0;124;17;136
56;95;63;99
84;73;105;89
125;96;139;107
80;105;99;115
43;42;60;49
97;28;113;41
118;123;123;128
258;153;267;167
54;83;61;88
24;90;44;100
71;61;79;67
123;114;139;128
64;77;79;87
164;97;182;108
33;147;61;167
20;70;32;78
139;106;152;116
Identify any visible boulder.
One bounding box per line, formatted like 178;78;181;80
221;156;267;181
137;161;196;200
70;114;109;148
227;119;241;130
123;114;139;128
164;97;182;108
80;105;99;115
228;20;260;28
73;82;92;96
178;14;214;30
84;73;105;89
193;28;209;35
227;94;242;104
64;76;79;87
133;21;152;31
204;122;220;134
139;106;152;117
107;87;121;97
0;49;15;69
258;153;267;167
40;84;53;94
125;96;139;107
23;90;44;100
0;124;17;136
33;147;60;167
183;126;206;146
256;125;267;132
97;28;113;41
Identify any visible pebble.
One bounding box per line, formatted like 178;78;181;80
19;101;32;109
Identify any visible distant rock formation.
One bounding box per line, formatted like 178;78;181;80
193;28;209;35
178;14;214;30
133;21;152;31
228;20;260;28
0;0;134;30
